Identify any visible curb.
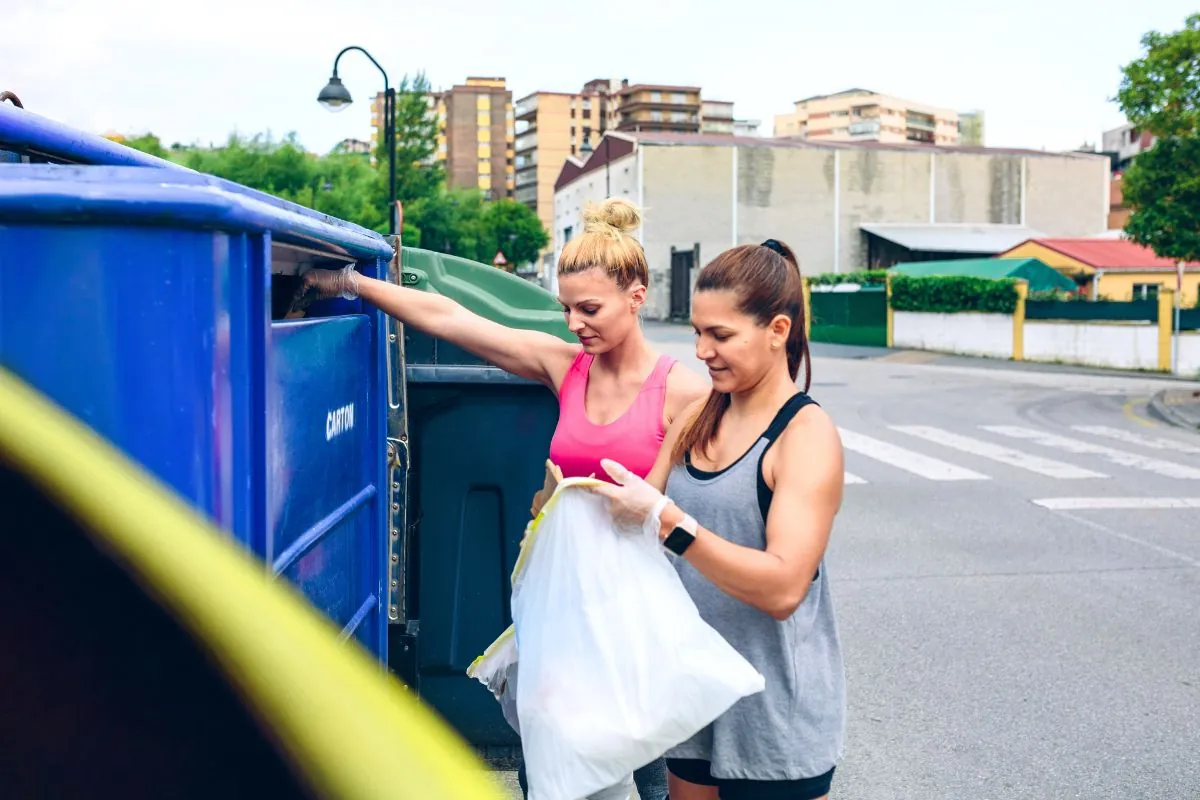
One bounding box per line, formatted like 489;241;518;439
1148;389;1200;433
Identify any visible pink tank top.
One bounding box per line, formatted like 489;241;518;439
549;351;677;482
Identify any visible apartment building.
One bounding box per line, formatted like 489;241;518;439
614;83;702;134
513;80;618;261
373;77;515;199
515;79;729;274
701;100;735;135
334;138;373;156
958;110;985;146
1102;122;1157;171
774;88;962;146
733;119;762;137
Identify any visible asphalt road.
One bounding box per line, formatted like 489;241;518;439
497;326;1200;799
640;325;1200;799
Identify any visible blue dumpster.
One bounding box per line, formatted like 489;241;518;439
0;163;393;660
1;106;581;756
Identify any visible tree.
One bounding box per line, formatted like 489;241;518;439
405;188;489;261
1117;14;1200;262
1117;14;1200;138
389;72;445;206
403;191;548;267
115;133;170;160
1119;138;1200;266
482;199;550;268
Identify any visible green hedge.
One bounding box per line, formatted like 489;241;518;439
807;269;889;287
890;275;1020;314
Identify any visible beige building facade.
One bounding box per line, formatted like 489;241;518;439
554;134;1110;320
774;88;962;146
516;79;724;275
374;77;514;199
514;81;619;273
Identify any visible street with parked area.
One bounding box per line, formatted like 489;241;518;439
498;323;1200;799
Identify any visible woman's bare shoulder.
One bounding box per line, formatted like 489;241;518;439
664;361;711;424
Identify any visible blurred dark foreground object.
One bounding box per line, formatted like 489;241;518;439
0;367;504;800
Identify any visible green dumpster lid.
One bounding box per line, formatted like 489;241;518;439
401;247;572;341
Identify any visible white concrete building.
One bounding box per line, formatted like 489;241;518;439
553;133;1111;320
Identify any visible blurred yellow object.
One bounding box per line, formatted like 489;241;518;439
0;366;505;800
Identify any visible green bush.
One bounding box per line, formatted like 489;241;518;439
890;275;1020;314
807;269;889;287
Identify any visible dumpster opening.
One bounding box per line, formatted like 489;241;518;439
270;242;361;320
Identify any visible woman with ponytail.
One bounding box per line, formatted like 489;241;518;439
589;239;847;800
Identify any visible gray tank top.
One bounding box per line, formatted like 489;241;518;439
663;393;846;781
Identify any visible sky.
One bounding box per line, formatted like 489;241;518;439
4;0;1194;154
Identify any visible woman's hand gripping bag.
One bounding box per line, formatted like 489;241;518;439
512;478;765;800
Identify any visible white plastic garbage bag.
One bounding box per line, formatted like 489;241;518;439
470;478;765;800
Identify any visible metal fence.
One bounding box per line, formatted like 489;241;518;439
1177;307;1200;332
1025;299;1158;323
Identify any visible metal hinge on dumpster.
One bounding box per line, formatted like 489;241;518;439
386;436;410;624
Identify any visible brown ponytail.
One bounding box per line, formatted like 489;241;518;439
670;239;810;464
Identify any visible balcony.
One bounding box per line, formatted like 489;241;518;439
515;165;538;187
617;98;700;115
514;133;538;153
514;96;538;119
849;120;881;137
905;115;936;131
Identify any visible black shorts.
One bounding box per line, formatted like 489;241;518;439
666;758;835;800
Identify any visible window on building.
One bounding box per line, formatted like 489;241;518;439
1133;283;1160;301
672;92;686;104
477;95;491;110
651;91;662;102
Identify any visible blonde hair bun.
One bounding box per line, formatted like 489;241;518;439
582;197;641;237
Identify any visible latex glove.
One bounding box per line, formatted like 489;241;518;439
529;459;564;518
588;458;673;537
300;265;360;300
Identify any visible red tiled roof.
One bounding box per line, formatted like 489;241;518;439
1024;238;1200;271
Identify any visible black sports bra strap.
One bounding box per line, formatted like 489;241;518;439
762;392;817;444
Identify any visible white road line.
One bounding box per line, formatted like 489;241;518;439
1034;497;1200;510
1071;425;1200;456
890;425;1107;479
838;429;989;481
844;471;867;485
981;425;1200;480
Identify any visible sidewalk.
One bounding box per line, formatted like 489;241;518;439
1149;388;1200;432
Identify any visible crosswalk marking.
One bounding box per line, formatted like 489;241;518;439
980;425;1200;480
844;471;867;485
1033;497;1200;510
838;429;989;481
1071;425;1200;456
890;425;1107;479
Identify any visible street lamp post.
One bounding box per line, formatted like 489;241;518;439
318;46;396;235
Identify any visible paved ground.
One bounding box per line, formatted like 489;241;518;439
500;326;1200;798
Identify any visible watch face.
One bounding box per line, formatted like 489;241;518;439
664;527;694;556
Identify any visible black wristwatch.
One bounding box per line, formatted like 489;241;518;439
662;512;698;556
